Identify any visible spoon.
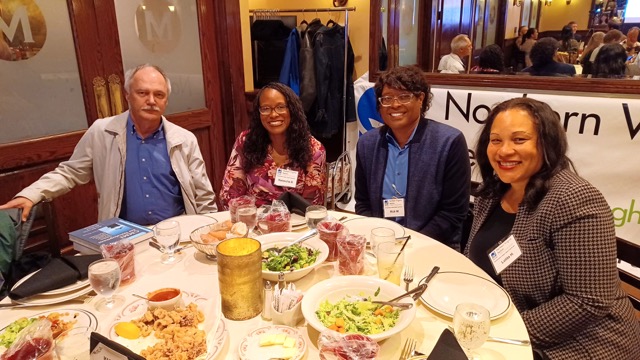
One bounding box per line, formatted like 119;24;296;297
264;229;318;254
132;294;150;301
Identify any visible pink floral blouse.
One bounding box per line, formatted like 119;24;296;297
220;131;327;209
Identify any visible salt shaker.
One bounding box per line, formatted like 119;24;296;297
262;281;273;320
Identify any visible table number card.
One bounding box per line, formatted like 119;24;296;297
90;332;145;360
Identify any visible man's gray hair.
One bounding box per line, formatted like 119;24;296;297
451;34;471;53
123;64;172;95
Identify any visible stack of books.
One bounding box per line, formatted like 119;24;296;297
69;217;153;254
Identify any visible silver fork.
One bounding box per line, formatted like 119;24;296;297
403;266;414;291
400;337;417;360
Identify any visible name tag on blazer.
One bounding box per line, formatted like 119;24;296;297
383;198;405;218
488;235;522;275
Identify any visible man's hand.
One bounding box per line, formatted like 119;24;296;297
0;197;34;221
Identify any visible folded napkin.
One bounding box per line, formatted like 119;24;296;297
90;332;145;360
278;192;312;216
8;254;102;300
427;329;468;360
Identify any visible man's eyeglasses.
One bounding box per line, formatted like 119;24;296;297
259;104;288;115
378;93;415;107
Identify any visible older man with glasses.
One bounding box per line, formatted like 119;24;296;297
355;66;471;250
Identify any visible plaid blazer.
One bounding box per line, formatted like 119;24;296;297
468;169;640;360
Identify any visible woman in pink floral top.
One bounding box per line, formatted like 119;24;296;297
220;83;327;209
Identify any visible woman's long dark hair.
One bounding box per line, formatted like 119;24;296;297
523;28;537;41
474;98;574;209
243;82;312;173
593;43;627;78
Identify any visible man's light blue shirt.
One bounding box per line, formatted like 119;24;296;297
120;116;185;225
382;125;418;216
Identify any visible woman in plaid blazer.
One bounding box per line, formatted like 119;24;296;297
466;98;640;360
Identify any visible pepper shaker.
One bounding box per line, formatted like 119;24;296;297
262;281;273;321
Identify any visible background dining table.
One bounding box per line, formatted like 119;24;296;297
0;211;533;359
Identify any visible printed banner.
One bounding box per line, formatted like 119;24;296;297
353;79;640;244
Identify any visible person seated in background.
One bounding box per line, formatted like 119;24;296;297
589;29;625;63
519;28;538;67
622;27;640;56
355;66;470;250
592;43;628;78
219;82;326;209
437;34;472;73
558;25;579;54
512;26;528;71
579;31;605;75
0;64;217;225
466;97;640;360
470;44;505;74
522;37;576;77
567;21;581;42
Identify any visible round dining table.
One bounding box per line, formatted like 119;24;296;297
0;211;533;359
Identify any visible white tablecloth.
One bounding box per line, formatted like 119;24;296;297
1;211;533;359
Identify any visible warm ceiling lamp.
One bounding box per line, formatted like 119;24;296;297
513;0;522;6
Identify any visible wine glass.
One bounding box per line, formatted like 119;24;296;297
154;220;182;264
452;303;491;359
237;204;257;235
88;259;124;312
305;205;328;229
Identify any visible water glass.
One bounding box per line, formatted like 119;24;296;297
305;205;328;229
453;303;490;359
154;220;182;264
370;227;395;255
376;241;404;285
237;204;258;234
88;259;124;312
55;326;92;360
229;195;256;223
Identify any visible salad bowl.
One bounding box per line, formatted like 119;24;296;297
301;276;416;342
256;232;329;282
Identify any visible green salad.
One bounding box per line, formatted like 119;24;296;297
262;244;320;272
315;295;400;335
0;317;37;348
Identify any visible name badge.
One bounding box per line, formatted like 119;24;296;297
488;235;522;275
274;168;299;188
383;198;405;218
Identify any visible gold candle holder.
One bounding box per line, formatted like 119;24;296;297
216;237;263;320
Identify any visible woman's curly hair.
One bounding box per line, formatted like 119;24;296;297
474;98;574;209
374;65;432;115
243;82;312;173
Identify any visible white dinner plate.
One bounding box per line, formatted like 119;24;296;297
0;308;99;352
11;270;90;296
11;285;93;306
342;217;405;240
163;215;218;241
419;271;511;320
238;325;306;360
290;213;306;227
110;291;226;360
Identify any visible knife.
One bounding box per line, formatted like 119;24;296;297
414;266;440;300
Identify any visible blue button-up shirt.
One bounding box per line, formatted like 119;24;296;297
119;117;185;225
382;126;418;219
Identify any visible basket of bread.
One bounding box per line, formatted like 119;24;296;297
189;220;248;260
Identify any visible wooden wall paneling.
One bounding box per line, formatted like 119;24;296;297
0;131;84;172
369;0;382;78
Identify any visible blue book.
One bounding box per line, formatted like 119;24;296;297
69;217;152;253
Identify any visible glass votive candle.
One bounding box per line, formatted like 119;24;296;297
216;237;263;320
337;234;367;275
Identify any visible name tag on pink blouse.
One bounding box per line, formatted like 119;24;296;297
488;235;522;274
274;168;299;188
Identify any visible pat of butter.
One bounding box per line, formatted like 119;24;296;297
259;334;276;346
274;333;287;345
283;336;296;348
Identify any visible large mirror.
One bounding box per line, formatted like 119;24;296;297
369;0;640;95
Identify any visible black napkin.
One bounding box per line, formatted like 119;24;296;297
90;332;145;360
278;192;312;216
62;254;102;279
427;329;468;360
8;254;102;300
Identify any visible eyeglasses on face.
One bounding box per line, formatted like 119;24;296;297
378;93;415;107
258;104;288;115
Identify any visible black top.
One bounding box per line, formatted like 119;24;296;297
468;203;516;285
